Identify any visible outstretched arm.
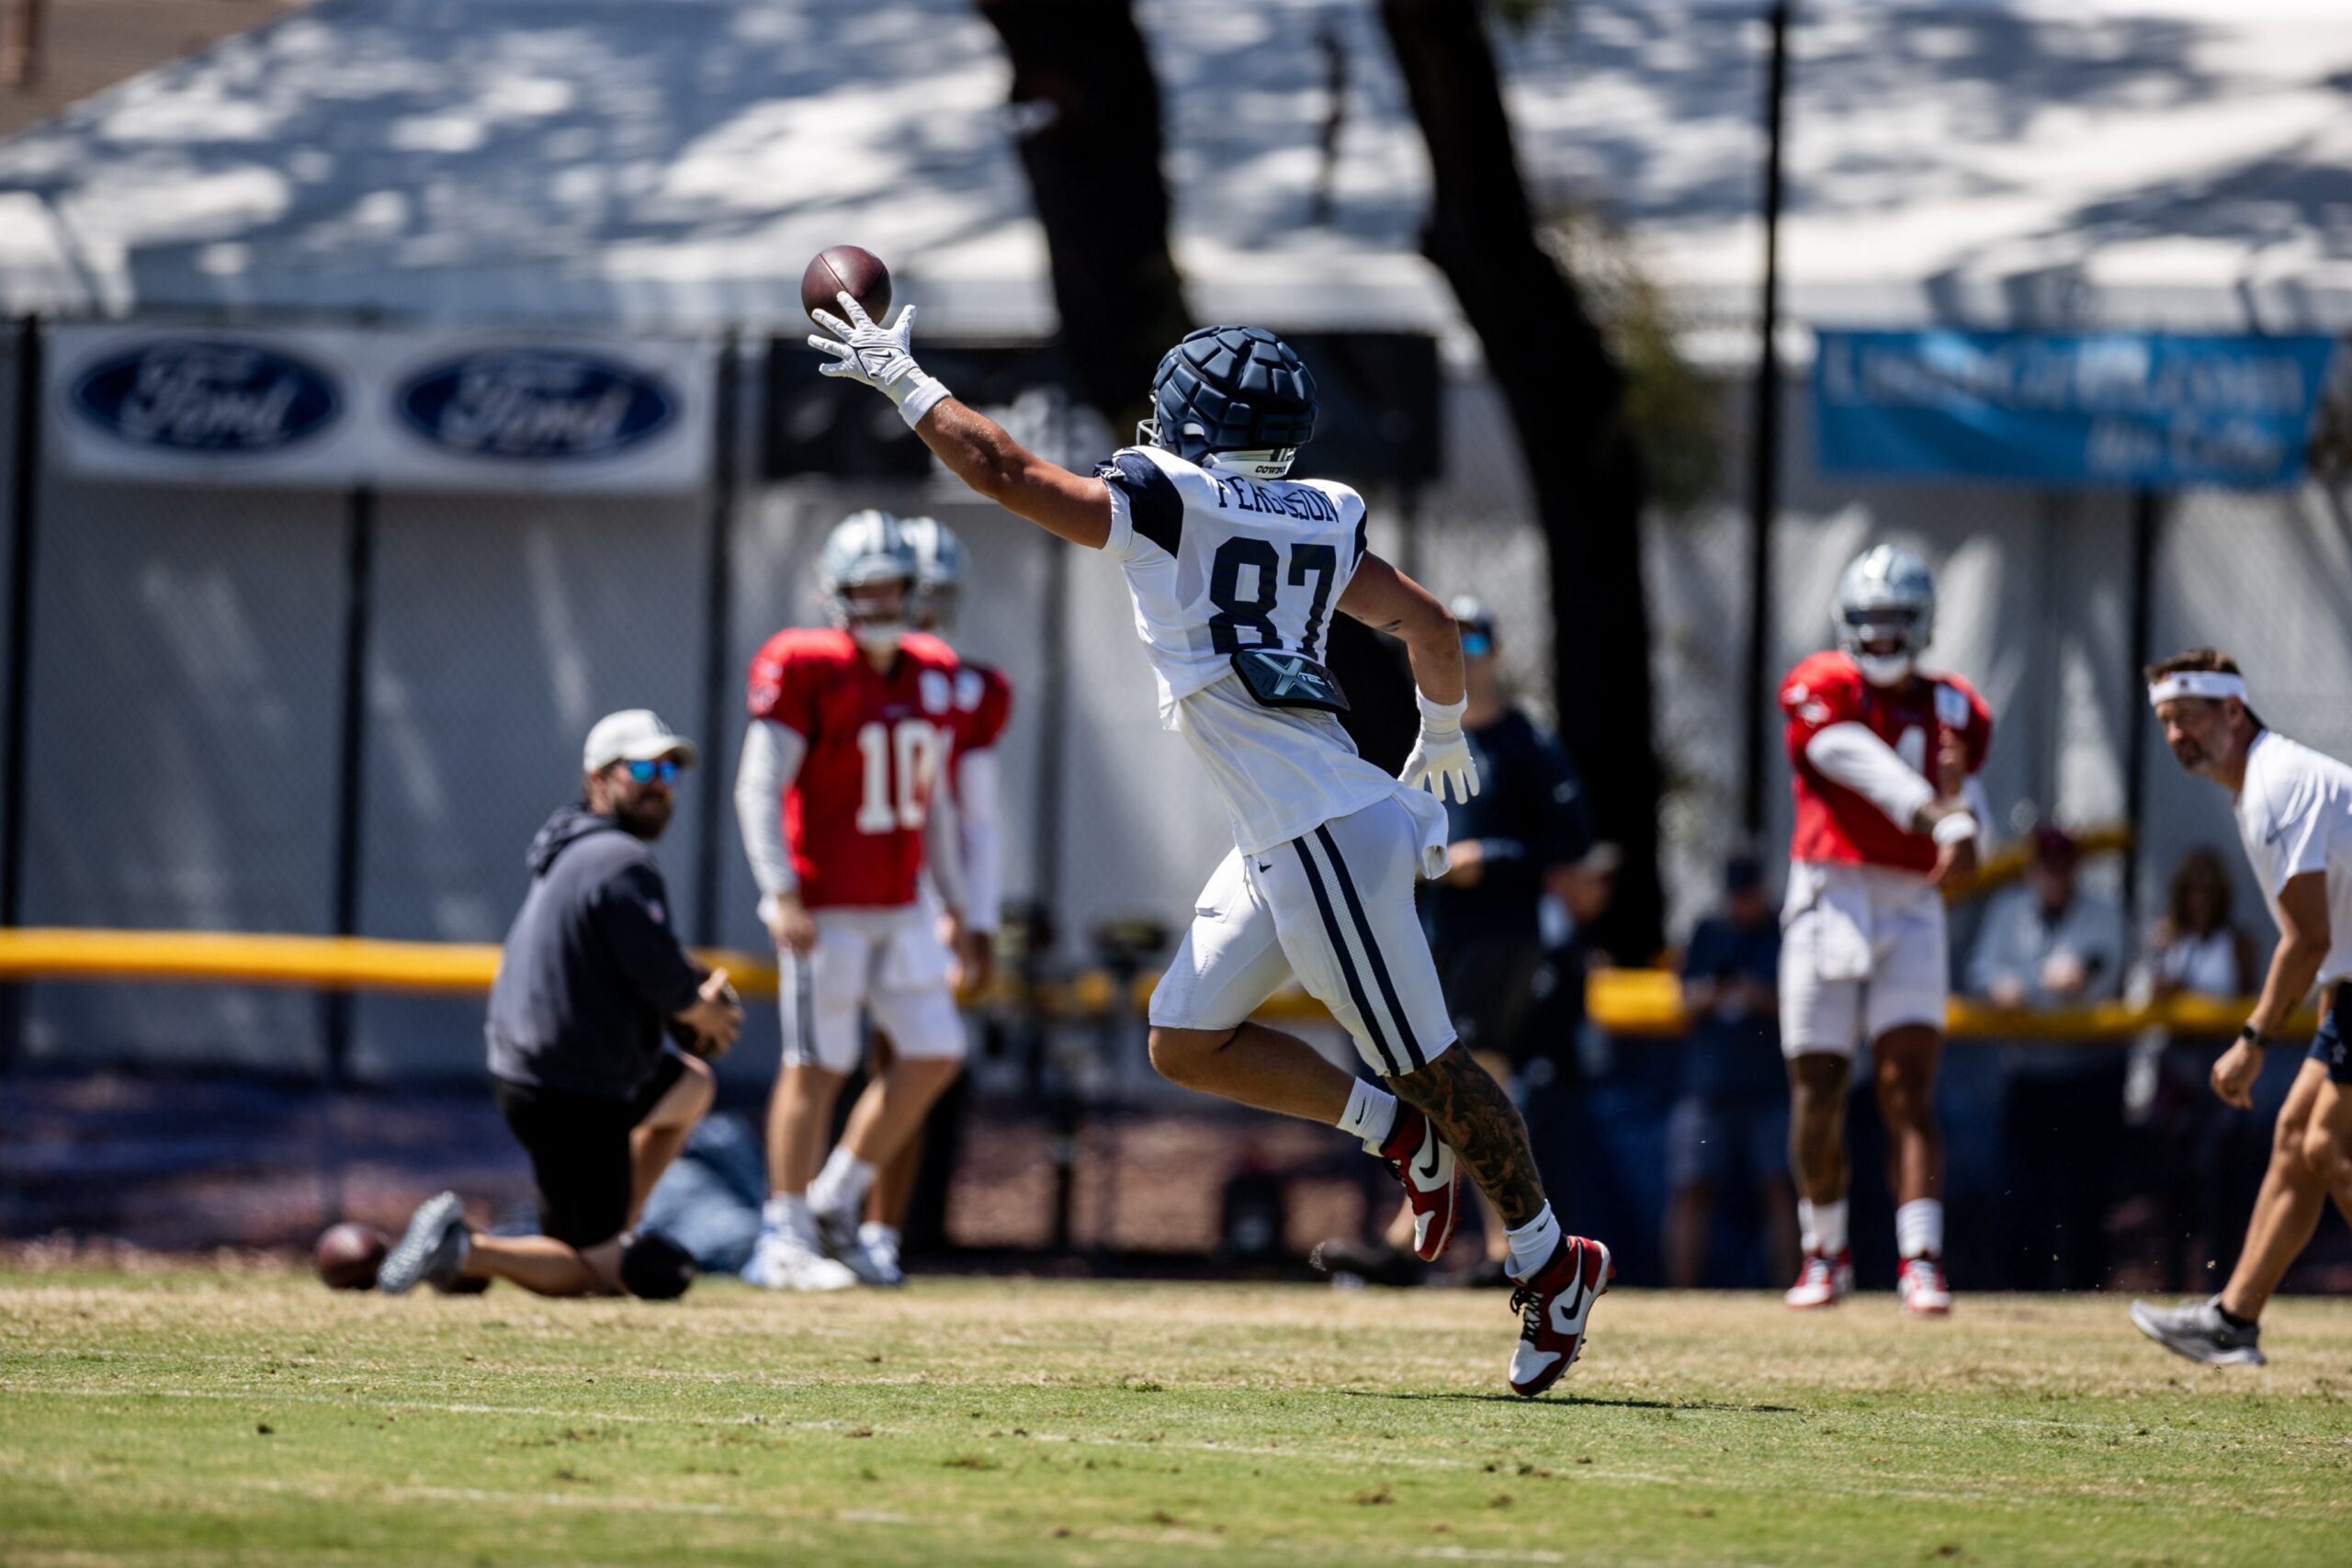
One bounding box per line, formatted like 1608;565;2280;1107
808;293;1112;548
1338;552;1476;803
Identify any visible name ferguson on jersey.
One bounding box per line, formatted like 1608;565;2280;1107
1211;474;1339;521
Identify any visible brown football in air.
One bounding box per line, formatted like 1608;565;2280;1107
314;1221;390;1291
801;245;892;326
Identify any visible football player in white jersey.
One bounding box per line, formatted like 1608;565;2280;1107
809;298;1611;1396
2132;649;2352;1366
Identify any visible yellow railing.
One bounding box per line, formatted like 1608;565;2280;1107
0;926;2301;1042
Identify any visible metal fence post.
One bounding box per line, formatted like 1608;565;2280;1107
1;315;46;1076
2122;487;2161;931
1740;0;1792;835
694;332;742;946
316;482;377;1220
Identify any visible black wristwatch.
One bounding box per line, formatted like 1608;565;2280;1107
2238;1023;2272;1051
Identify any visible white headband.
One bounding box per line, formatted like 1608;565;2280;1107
2147;671;2247;708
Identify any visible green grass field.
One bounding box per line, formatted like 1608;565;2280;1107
1;1265;2347;1566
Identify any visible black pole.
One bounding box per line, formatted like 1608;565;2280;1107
2122;488;2161;933
1741;0;1792;835
0;316;46;1076
694;333;742;947
317;483;377;1220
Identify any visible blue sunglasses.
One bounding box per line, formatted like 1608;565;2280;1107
619;758;682;784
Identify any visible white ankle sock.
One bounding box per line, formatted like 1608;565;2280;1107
1894;1199;1943;1260
1504;1202;1563;1281
1337;1079;1398;1151
763;1194;814;1240
859;1221;899;1249
808;1149;876;1216
1799;1198;1849;1256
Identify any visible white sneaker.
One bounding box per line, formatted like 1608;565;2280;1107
743;1226;857;1292
856;1223;907;1287
812;1205;902;1287
1896;1255;1952;1316
1783;1248;1853;1309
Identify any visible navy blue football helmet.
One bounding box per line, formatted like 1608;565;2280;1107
1139;326;1317;479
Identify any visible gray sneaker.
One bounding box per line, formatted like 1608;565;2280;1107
2130;1296;2267;1366
378;1191;470;1295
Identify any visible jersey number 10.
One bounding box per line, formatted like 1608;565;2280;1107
854;720;944;835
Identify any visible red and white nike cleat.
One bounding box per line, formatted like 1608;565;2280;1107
1897;1254;1952;1316
1375;1107;1460;1263
1783;1248;1854;1309
1507;1235;1612;1398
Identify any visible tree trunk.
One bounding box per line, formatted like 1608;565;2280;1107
1377;0;1665;961
975;0;1191;429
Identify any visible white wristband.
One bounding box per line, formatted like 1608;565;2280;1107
1930;812;1979;847
896;375;951;428
1416;691;1467;731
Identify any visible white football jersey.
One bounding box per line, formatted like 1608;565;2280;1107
2234;728;2352;986
1097;443;1442;858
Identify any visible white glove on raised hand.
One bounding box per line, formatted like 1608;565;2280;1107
1401;692;1479;805
807;293;952;428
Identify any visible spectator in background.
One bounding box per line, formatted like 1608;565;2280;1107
376;710;742;1300
2137;848;2263;1287
1969;825;2126;1290
1664;855;1797;1287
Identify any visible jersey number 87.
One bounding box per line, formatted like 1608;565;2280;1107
1208;536;1337;659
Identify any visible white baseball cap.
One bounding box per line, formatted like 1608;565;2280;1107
582;709;698;773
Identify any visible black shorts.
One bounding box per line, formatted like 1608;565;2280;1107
492;1053;686;1250
1433;937;1547;1067
2310;990;2352;1085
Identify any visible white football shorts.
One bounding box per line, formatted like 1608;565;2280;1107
1778;860;1949;1058
1150;795;1456;1078
778;906;966;1075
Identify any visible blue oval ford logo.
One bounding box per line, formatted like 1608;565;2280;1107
396;349;676;460
71;340;341;454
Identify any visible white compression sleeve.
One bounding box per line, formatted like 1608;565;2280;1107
1804;722;1939;829
732;719;807;897
954;749;1003;935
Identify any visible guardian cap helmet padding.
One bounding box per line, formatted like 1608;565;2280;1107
1139;326;1317;480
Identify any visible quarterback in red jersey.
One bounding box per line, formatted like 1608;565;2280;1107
732;510;970;1292
1778;545;1991;1316
854;515;1016;1282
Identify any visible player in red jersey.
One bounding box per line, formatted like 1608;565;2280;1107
733;510;970;1291
851;515;1014;1282
1778;545;1991;1315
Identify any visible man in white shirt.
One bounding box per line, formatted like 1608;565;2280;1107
2132;649;2352;1365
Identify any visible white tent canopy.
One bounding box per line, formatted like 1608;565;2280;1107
0;0;2346;337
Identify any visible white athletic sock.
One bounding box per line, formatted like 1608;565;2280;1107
1337;1079;1398;1151
1894;1199;1944;1260
858;1221;899;1249
1504;1202;1563;1282
808;1149;876;1217
763;1194;815;1241
1799;1198;1849;1256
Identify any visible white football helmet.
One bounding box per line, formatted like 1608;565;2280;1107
897;515;966;632
1834;544;1936;687
817;510;919;653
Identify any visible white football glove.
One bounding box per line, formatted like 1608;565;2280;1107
807;292;952;427
1401;692;1479;805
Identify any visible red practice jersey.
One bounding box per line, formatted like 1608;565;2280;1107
748;627;961;909
1781;649;1993;875
946;661;1014;770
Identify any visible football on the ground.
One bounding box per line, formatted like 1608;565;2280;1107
801;245;892;326
313;1222;390;1291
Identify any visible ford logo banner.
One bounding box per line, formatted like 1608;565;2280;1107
396;349;678;460
70;340;342;454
